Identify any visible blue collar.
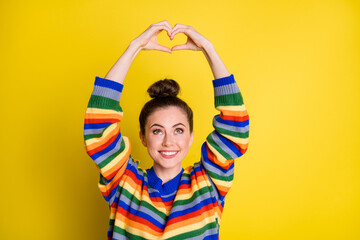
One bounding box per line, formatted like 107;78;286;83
146;167;184;195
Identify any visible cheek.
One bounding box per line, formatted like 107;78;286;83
178;136;192;148
146;135;162;149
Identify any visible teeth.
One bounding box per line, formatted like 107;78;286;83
160;151;177;155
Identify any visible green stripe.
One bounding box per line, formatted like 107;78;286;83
166;222;217;240
172;185;213;207
88;95;122;111
114;225;148;240
215;92;243;107
206;134;232;159
84;132;103;140
206;168;234;182
97;139;126;169
120;188;167;221
113;222;217;240
215;126;249;139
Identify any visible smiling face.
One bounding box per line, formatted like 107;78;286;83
140;106;194;177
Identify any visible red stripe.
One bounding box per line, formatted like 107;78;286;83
167;202;214;225
87;133;118;156
101;176;122;198
85;118;119;124
206;145;233;170
220;113;249;122
125;169;144;187
117;206;163;233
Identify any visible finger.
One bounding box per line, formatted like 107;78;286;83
154;44;172;53
153;21;173;36
170;28;189;39
155;19;172;27
160;20;173;32
171;44;190;51
172;23;189;31
152;25;173;38
170;25;193;39
171;24;191;32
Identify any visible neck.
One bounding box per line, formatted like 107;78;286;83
153;164;182;184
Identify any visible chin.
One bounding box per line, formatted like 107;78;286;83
157;161;181;170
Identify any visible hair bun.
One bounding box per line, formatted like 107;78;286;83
147;79;180;98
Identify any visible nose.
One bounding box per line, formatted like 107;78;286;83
162;133;175;147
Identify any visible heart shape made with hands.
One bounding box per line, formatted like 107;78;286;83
157;30;187;50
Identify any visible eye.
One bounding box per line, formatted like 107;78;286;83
174;128;184;134
153;129;163;135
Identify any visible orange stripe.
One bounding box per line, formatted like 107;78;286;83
85;112;122;120
86;124;120;152
206;146;234;169
240;146;248;154
116;208;163;236
102;145;131;180
121;170;171;210
166;201;215;227
221;109;248;117
217;185;231;196
99;159;129;196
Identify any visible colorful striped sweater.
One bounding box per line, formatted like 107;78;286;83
83;74;249;240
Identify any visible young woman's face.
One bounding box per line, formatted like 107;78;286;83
140;106;194;173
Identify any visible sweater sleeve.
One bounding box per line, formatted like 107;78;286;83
201;74;249;203
83;76;131;204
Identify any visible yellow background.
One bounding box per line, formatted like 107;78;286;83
1;0;359;239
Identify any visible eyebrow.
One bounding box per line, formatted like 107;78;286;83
150;123;186;128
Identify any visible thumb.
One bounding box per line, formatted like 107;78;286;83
153;43;172;53
171;44;189;51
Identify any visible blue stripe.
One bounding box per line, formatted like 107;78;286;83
216;117;249;128
95;76;124;92
117;200;165;229
126;158;145;183
203;234;219;240
179;179;191;185
148;191;176;202
103;184;118;202
201;144;234;174
84;122;112;130
194;163;205;174
212;74;235;87
91;133;121;160
169;197;214;218
213;131;243;157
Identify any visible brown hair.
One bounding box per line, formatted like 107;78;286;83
139;79;193;135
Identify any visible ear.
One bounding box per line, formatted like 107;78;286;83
139;131;147;147
189;130;194;147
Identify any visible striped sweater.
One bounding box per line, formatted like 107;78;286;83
83;74;249;240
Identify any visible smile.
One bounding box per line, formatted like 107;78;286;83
159;151;179;158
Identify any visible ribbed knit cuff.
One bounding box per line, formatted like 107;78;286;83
212;74;235;87
87;76;124;110
92;76;123;99
212;74;243;107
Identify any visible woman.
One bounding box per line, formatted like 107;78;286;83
84;20;249;240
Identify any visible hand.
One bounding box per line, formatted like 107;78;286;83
132;20;173;53
169;24;212;51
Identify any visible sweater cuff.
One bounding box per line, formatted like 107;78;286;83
212;74;235;87
212;74;243;107
92;76;124;102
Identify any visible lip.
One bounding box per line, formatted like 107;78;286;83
159;151;179;159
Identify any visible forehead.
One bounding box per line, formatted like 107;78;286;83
146;106;189;127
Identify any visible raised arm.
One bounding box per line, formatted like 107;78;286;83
171;24;250;202
104;21;173;84
83;21;173;204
